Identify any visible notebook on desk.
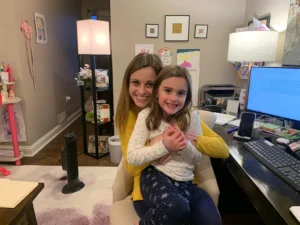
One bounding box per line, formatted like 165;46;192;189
0;179;38;208
213;113;236;125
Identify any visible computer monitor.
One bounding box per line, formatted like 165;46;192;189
246;67;300;122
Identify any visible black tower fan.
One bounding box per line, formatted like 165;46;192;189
61;131;84;194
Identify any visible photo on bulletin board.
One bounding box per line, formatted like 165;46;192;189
165;15;190;41
146;24;159;38
34;12;48;44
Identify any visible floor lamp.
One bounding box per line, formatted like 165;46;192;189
227;31;278;102
76;19;111;158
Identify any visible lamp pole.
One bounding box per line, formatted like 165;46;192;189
90;55;99;157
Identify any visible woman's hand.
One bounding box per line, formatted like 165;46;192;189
162;126;187;152
185;131;198;147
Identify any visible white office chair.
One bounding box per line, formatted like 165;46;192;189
110;110;219;225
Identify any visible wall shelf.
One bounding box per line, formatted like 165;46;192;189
82;87;111;92
0;151;24;162
2;97;21;104
85;120;112;126
0;82;15;86
0;67;22;166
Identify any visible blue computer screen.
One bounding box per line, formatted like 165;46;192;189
247;67;300;121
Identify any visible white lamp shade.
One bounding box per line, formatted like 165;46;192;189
76;19;111;55
227;31;278;62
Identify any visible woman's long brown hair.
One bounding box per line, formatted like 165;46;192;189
146;65;192;132
115;53;163;134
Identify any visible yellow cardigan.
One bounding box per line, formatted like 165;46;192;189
120;106;229;201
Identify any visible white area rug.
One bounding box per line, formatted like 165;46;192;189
2;165;117;225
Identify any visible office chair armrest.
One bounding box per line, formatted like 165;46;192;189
112;158;134;203
194;154;220;207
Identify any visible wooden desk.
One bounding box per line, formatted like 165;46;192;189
214;125;300;225
0;183;44;225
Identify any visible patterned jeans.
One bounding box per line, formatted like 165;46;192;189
139;166;193;225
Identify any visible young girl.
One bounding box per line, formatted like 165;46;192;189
127;65;202;225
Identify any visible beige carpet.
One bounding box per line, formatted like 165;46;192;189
2;165;117;225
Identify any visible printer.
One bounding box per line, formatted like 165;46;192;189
199;84;238;112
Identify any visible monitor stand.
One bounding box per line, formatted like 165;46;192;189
293;121;300;130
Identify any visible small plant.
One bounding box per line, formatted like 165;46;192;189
75;64;109;88
75;64;92;87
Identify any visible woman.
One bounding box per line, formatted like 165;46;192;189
115;53;229;224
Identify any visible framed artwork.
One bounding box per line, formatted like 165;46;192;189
248;15;271;28
165;15;190;42
145;24;159;38
34;12;48;44
194;24;208;38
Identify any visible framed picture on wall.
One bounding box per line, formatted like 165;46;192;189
34;12;48;44
248;15;271;28
194;24;208;38
145;24;159;38
165;15;190;42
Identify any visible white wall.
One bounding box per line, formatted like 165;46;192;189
245;0;290;65
110;0;247;111
0;0;81;145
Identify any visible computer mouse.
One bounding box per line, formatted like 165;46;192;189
276;138;290;145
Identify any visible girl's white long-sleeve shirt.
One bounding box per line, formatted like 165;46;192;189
127;107;202;182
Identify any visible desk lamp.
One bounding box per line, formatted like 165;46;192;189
227;31;278;101
76;20;111;158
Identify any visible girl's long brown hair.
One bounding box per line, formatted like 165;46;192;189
146;65;192;132
115;53;163;134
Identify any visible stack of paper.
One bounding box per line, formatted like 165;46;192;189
0;179;38;208
213;113;236;125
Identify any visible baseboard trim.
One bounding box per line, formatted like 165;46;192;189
0;109;82;157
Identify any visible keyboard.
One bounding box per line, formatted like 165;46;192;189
243;140;300;192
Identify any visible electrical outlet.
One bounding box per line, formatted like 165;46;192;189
66;96;71;103
58;111;67;124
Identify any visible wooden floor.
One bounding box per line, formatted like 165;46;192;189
22;116;117;167
18;116;264;225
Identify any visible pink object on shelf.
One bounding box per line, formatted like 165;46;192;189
0;167;10;176
7;104;20;166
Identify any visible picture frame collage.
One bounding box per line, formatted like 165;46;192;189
145;15;208;41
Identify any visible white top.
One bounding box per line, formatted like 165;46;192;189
127;107;202;182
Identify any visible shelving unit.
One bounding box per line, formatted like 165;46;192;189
0;72;23;165
79;55;114;159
